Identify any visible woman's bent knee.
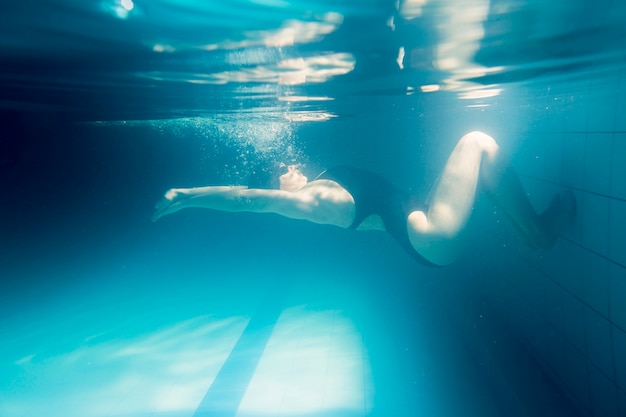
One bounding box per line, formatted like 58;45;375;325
462;131;498;154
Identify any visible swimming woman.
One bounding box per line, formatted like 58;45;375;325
152;131;575;266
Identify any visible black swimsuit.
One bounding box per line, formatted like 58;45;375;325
316;166;436;266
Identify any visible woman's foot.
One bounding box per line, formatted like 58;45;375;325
535;189;576;249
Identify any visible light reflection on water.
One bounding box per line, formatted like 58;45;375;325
140;52;356;86
2;0;625;119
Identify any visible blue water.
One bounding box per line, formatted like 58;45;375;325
2;1;625;416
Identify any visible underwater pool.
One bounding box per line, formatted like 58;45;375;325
1;1;626;416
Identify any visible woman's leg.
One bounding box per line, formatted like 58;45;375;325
407;131;575;265
152;180;356;228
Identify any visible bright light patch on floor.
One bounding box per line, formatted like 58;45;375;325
237;306;373;416
1;305;372;417
0;315;249;417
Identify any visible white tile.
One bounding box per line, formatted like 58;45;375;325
565;91;590;132
613;325;626;392
588;363;619;417
619;387;626;417
518;240;568;285
543;94;567;132
561;133;586;189
510;300;540;344
615;72;626;132
323;390;365;415
611;134;626;201
581;251;611;318
515;133;547;178
607;1;626;28
552;240;584;296
528;271;547;318
280;384;324;413
583;133;613;195
610;265;626;344
546;327;567;380
542;133;564;184
562;290;587;353
503;257;531;303
560;189;584;246
581;192;609;257
584;306;614;379
564;340;591;411
610;263;626;332
544;278;563;330
364;386;375;414
587;86;620;133
609;199;626;267
525;311;550;362
521;176;554;212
